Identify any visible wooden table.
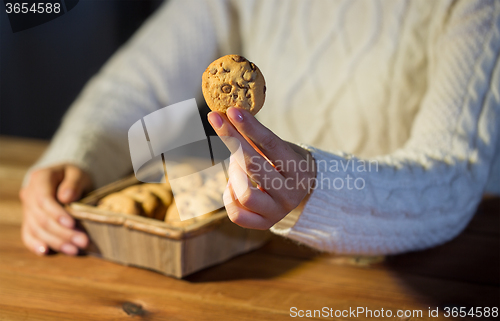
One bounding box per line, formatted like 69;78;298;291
0;136;498;320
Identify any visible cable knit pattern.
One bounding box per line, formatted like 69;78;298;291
27;0;500;254
27;0;224;188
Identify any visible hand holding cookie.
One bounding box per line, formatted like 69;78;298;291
204;55;315;230
207;107;316;230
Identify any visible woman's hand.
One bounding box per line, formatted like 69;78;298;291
19;164;92;256
208;107;316;230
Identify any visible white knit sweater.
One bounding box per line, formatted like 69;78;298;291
29;0;500;255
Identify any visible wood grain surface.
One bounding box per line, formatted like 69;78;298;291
0;136;498;320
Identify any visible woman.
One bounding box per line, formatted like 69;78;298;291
20;0;500;256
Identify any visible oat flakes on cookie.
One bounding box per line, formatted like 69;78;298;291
202;55;266;115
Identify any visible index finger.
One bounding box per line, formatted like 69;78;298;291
208;111;285;195
225;107;305;175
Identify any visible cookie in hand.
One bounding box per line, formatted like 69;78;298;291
202;55;266;115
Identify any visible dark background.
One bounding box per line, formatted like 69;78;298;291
1;0;164;139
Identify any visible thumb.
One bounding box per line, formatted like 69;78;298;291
57;166;91;204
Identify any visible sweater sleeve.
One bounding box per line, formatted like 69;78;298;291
271;0;500;255
25;0;238;188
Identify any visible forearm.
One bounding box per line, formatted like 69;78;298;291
271;146;491;255
271;0;500;254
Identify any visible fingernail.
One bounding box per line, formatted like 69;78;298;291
208;112;223;129
61;189;73;201
61;243;78;255
37;245;47;255
59;216;73;228
72;234;87;248
228;107;244;123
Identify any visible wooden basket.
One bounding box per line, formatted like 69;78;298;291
67;175;270;278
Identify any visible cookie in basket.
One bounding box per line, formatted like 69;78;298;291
202;55;266;115
122;185;165;219
164;203;214;227
140;183;173;207
199;170;227;202
164;192;218;226
166;163;204;193
164;202;191;227
97;193;143;215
